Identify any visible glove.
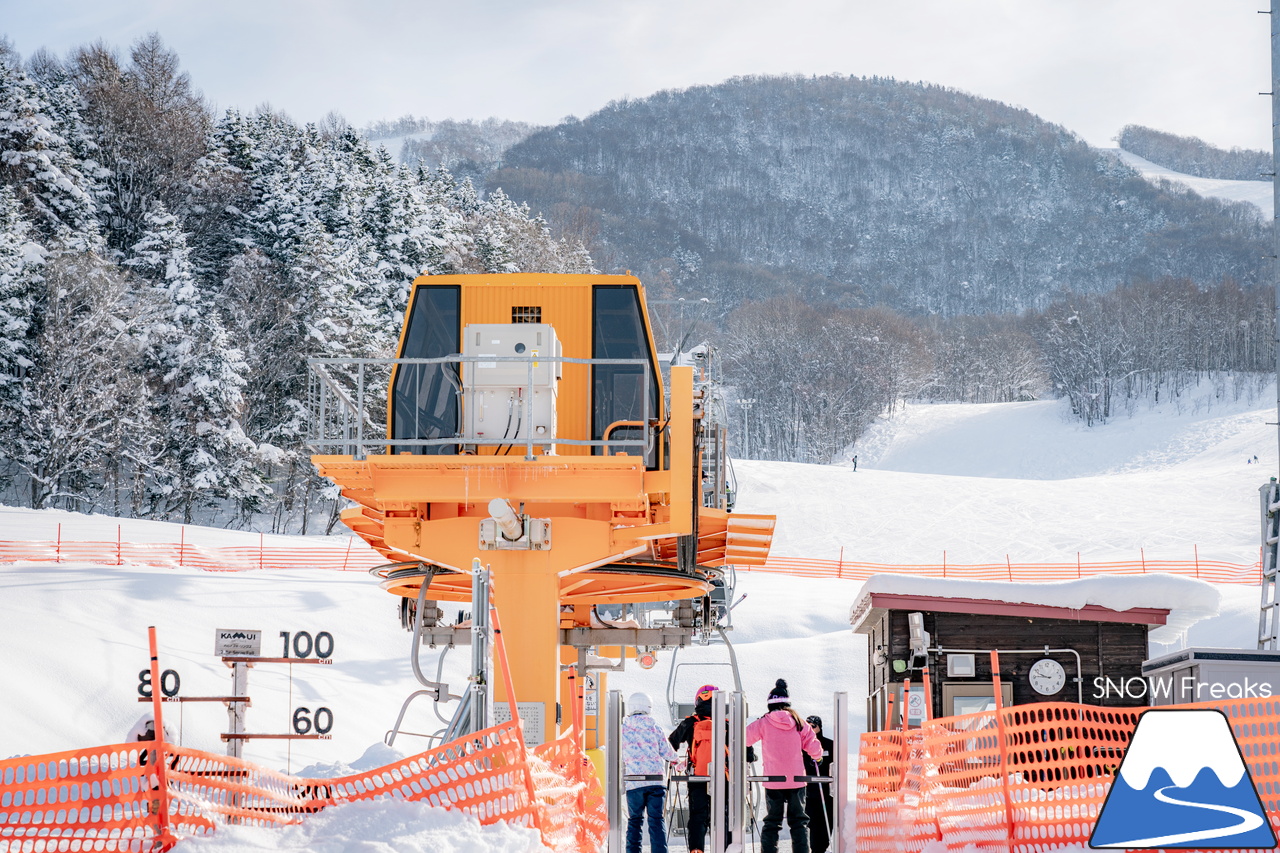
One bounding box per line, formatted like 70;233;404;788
746;746;757;764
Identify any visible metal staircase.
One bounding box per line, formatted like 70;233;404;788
1259;480;1280;649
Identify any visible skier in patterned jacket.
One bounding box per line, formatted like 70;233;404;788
622;691;677;853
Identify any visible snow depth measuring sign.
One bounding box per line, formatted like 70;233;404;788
214;628;262;657
1090;709;1276;849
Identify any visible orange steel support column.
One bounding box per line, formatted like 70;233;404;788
668;366;694;535
489;600;542;834
490;551;562;744
568;665;589;850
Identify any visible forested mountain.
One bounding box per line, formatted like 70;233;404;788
0;35;591;527
363;116;538;187
1118;125;1270;182
490;75;1268;316
1;35;1273;517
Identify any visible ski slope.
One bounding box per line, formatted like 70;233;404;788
1;389;1275;851
1109;148;1272;218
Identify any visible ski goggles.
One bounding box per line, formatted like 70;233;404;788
696;684;717;701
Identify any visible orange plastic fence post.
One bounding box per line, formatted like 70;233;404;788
179;526;185;567
989;650;1015;848
902;678;911;732
921;665;933;723
117;524;123;566
147;626;177;849
55;523;61;563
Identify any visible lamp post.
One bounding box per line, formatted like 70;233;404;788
739;398;756;460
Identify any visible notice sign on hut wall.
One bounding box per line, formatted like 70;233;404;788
905;688;927;725
215;628;262;657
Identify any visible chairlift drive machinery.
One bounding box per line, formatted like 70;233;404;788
308;273;775;747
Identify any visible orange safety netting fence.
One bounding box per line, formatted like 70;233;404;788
855;696;1280;853
0;530;1264;583
751;553;1265;584
0;722;606;853
0;529;384;572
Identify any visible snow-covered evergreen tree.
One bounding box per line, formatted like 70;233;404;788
0;36;597;527
0;53;101;247
127;203;265;521
0;186;44;488
11;252;148;510
473;188;596;274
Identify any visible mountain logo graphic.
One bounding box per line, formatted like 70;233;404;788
1090;708;1277;849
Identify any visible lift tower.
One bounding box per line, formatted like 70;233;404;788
309;273;775;744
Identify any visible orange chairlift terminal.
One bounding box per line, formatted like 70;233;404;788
308;273;775;746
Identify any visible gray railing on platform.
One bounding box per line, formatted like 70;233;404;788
306;354;653;460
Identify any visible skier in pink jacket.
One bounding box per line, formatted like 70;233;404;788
745;679;823;853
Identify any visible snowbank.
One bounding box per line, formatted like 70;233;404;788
168;799;550;853
853;573;1220;643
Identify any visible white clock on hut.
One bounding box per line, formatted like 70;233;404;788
1028;658;1066;695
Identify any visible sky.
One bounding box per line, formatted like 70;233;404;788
0;0;1273;150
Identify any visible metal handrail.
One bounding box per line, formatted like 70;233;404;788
306;353;655;457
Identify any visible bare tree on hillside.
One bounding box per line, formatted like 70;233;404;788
64;33;212;253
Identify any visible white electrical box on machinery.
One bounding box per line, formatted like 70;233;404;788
462;324;560;447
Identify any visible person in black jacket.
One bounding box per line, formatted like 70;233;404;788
669;685;717;853
803;715;835;853
667;685;755;853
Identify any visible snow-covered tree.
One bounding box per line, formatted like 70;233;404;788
0;186;44;486
0;35;600;526
64;34;212;254
0;53;101;246
11;252;149;510
127;203;265;521
464;186;595;275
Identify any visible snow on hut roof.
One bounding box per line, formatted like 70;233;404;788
850;573;1221;644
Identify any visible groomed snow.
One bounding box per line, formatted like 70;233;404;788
3;388;1278;850
168;798;551;853
1109;148;1272;219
